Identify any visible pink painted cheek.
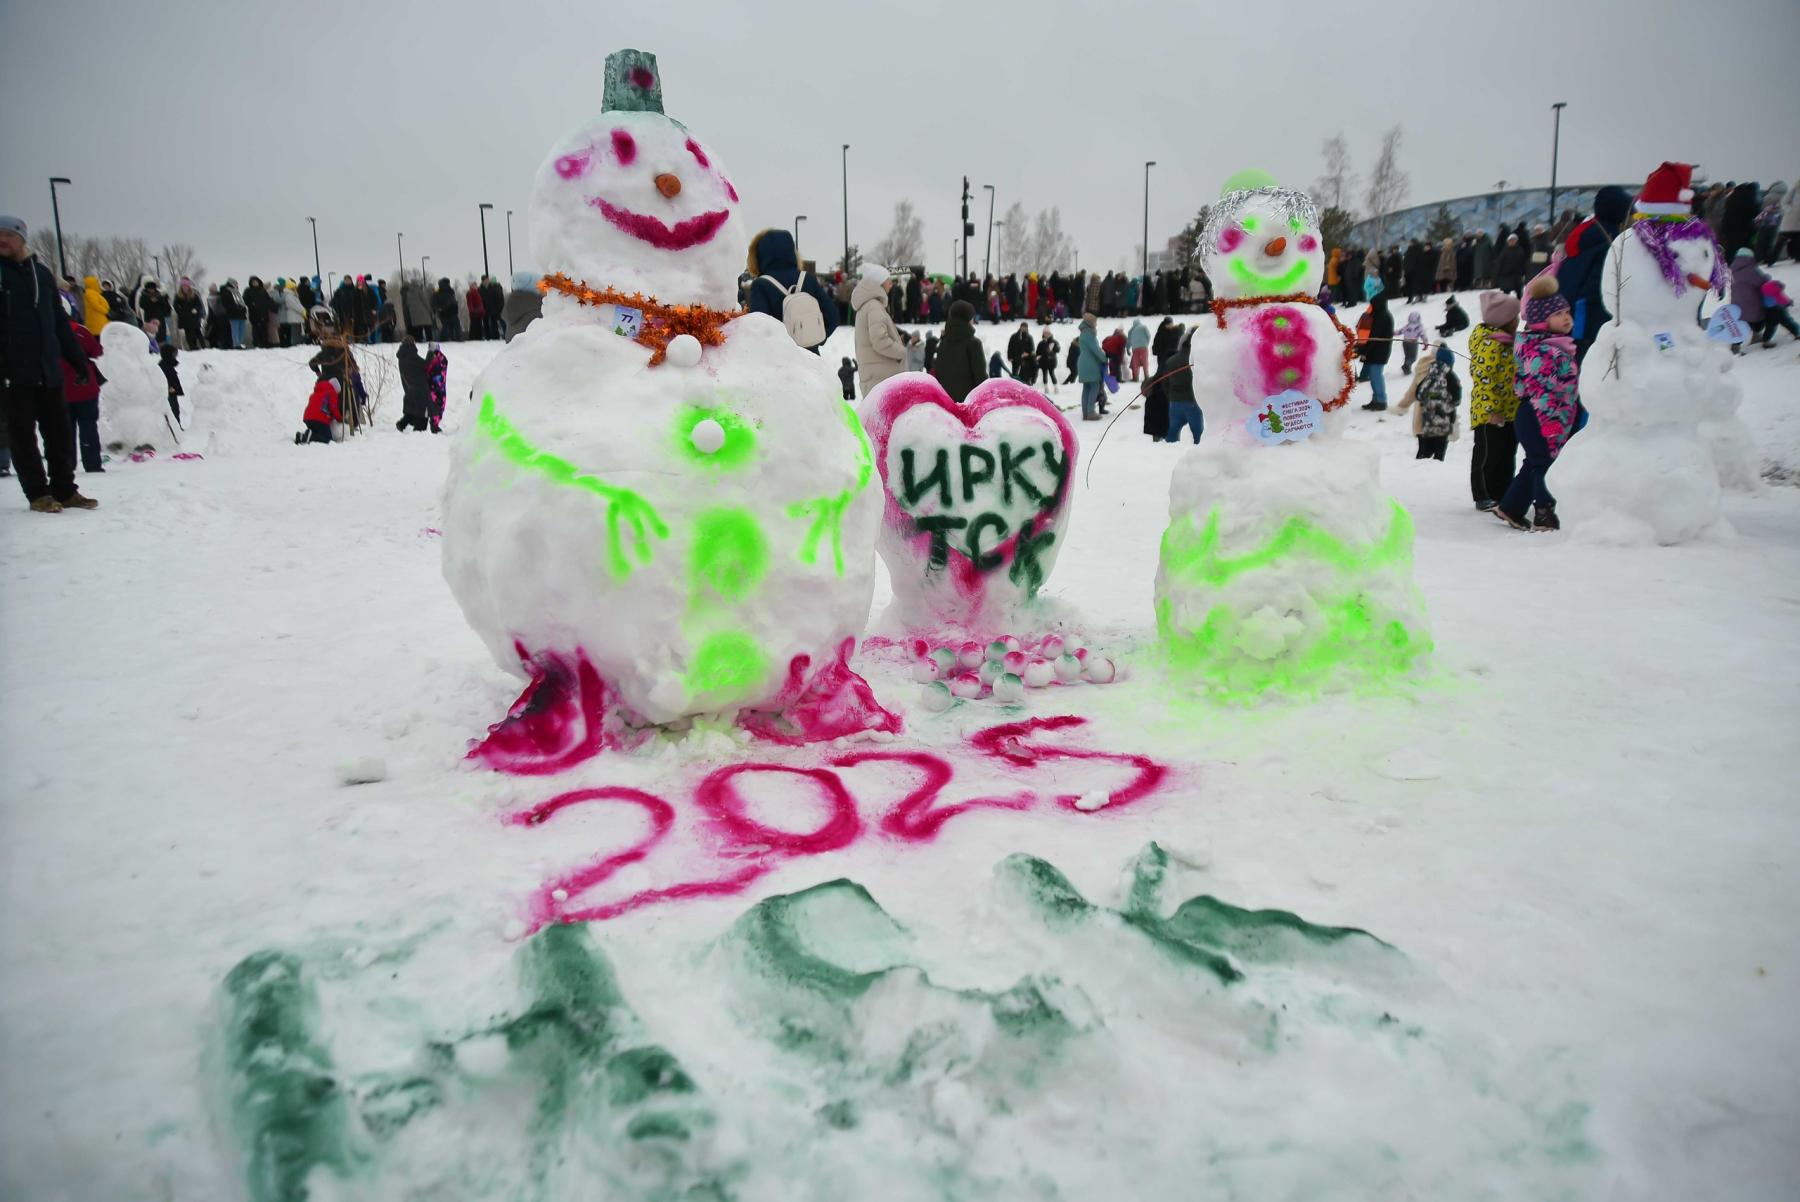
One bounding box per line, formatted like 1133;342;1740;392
685;137;710;168
1217;227;1245;253
1298;234;1318;252
554;151;590;180
610;129;637;165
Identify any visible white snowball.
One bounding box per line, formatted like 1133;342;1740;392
664;333;702;367
919;681;955;712
948;674;983;699
336;756;387;786
1081;656;1117;684
689;417;726;455
1023;660;1055;688
992;672;1025;703
909;659;939;683
1053;655;1083;683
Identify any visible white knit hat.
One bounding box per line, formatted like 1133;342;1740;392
860;262;889;284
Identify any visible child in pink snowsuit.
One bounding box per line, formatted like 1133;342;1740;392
1496;275;1580;532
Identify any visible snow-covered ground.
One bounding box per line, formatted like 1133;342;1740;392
3;274;1799;1201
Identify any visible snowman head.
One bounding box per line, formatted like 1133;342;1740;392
1201;171;1324;301
1631;216;1727;301
529;49;742;310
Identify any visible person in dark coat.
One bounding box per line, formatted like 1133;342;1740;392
1435;295;1470;339
331;277;356;335
1160;328;1203;443
1144;317;1181;440
297;277;316;313
432;279;462;340
1006;322;1035;383
0;216;97;510
245;277;277;348
159;343;183;425
1402;241;1428;303
138;282;173;347
1357;285;1395;410
173;279;204;350
1034;329;1059;391
1717;183;1760;264
1554;184;1631;365
501;272;542;342
743;228;840;353
904;273;922;326
395;335;431;431
353;279;377;342
481;276;505;339
922;330;938;372
1495;235;1528;295
1455;238;1474;291
931;300;985;402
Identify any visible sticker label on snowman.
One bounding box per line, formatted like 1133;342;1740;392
1246;389;1322;445
1652;331;1675;352
1705;304;1746;344
611;306;644;338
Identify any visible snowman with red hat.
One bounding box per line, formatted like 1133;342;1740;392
1557;162;1753;544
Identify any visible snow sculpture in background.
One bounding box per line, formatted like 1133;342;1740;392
1558;162;1753;543
440;49;894;769
1155;171;1430;699
97;323;179;454
859;375;1077;632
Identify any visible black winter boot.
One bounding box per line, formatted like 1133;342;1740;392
1532;504;1560;531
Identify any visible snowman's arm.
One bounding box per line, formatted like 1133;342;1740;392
475;393;669;578
788;401;875;576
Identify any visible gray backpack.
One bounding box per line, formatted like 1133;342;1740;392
761;274;827;348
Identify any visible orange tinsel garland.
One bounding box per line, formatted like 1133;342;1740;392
1209;292;1357;411
538;272;741;365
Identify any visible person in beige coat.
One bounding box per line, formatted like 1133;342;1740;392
1434;237;1457;292
853;262;907;392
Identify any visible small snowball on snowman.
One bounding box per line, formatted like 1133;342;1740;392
98;322;180;455
1557;161;1756;544
440;49;894;766
1154;171;1430;699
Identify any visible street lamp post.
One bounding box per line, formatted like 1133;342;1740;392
1143;161;1157;280
397;233;405;285
982;184;995;280
478;203;494;278
794;214;807;262
421;256;430;286
506;210;514;278
841;144;850;273
307;216;321;286
48;177;71;278
992;220;1004;278
1548;102;1568;228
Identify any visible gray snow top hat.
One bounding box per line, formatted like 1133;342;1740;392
602;49;664;114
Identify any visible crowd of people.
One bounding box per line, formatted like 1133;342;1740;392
35;268;546;353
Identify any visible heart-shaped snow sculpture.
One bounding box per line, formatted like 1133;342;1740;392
859;373;1077;630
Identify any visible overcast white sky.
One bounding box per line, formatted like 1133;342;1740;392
3;0;1796;286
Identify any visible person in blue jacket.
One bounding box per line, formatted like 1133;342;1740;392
1075;312;1107;420
1554;185;1630;366
743;228;839;353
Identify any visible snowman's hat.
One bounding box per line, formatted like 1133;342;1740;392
603;49;664;114
1636;162;1696;216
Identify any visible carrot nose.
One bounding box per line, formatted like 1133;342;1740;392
654;172;682;198
1685;272;1710;289
1264;236;1287;256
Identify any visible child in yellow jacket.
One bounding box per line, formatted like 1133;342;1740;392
1466;291;1520;510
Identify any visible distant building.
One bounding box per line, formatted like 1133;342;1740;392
1347;184;1632;246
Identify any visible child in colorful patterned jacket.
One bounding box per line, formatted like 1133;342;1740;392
1495;276;1580;532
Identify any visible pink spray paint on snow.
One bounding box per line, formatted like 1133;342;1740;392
506;714;1175;929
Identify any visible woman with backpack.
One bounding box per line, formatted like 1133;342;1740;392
743;229;839;354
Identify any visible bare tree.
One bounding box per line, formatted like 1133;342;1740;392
90;236;152;287
1315;133;1359;215
1026;207;1075;273
998;201;1028;274
1364;126;1411;245
160;242;206;287
869;200;924;268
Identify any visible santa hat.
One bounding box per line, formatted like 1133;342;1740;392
1636;162;1696;216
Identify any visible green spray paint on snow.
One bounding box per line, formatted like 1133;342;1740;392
477;394;669;578
687;630;768;697
1156;501;1432;699
218;951;361;1202
788;402;874;576
673;403;757;471
689;507;768;604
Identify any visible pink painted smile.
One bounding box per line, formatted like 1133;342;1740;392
587;196;729;250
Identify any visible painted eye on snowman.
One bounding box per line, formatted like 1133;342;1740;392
1217;226;1246;253
610;129;637;165
685;138;710;168
554;150;591;180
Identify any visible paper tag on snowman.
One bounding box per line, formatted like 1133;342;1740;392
1706;304;1746;344
1246;390;1323;445
1652;332;1675;352
611;305;644;338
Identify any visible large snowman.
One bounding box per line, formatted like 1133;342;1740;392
97;323;180;454
1154;171;1430;699
442;50;891;763
1558;162;1753;543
